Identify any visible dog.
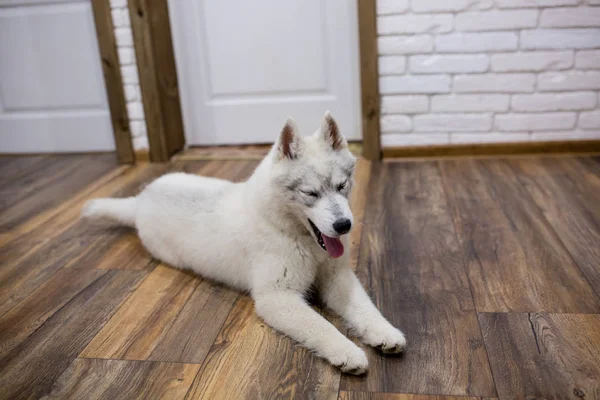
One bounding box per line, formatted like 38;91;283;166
82;111;406;374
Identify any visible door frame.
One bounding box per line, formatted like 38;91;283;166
356;0;381;160
91;1;135;163
113;0;381;161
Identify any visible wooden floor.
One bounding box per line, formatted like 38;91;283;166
1;154;599;400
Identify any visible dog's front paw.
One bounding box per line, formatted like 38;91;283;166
362;325;406;354
328;343;368;375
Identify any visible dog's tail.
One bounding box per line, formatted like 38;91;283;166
81;197;137;227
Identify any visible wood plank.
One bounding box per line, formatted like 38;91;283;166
0;155;50;186
479;313;600;400
0;266;105;358
357;0;381;160
185;296;341;400
383;140;600;159
339;392;484;400
572;157;600;199
0;155;82;214
46;358;199;399
0;164;173;317
0;224;125;318
128;0;185;161
0;269;147;400
81;265;200;360
0;163;128;247
0;154;117;231
510;157;600;295
341;162;495;396
95;230;155;270
0;164;133;272
91;0;135;163
441;159;600;313
147;281;238;363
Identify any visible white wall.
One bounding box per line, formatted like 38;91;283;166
377;0;600;147
110;0;148;150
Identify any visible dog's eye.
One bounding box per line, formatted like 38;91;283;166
301;190;319;198
337;181;348;191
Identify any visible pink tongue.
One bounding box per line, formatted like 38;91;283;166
322;234;344;258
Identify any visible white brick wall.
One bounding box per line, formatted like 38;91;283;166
377;0;600;146
110;0;148;151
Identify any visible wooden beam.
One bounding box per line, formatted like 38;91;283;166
128;0;185;162
382;140;600;159
91;0;135;164
357;0;381;161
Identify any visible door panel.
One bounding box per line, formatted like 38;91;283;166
0;1;114;153
169;0;361;145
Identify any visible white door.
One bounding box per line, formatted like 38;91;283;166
0;0;114;153
168;0;361;146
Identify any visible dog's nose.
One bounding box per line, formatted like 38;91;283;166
333;218;352;235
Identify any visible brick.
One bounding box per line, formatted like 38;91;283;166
381;133;449;147
115;27;133;47
414;114;492;132
121;65;139;84
381;95;429;114
435;32;518;53
579;111;600;129
381;115;412;132
412;0;493;12
454;73;535;93
110;0;127;8
409;54;489;73
377;0;409;15
496;0;580;7
380;75;451;94
491;51;573;72
118;47;135;65
540;7;600;28
378;56;406;75
538;71;600;91
111;7;130;27
130;121;147;138
456;10;538;32
521;29;600;50
451;132;530;144
378;14;453;34
512;92;597;112
133;135;149;150
495;113;577;131
124;84;140;102
532;131;600;141
127;102;145;120
575;50;600;69
432;94;509;112
378;35;434;54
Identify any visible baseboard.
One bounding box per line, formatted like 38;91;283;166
135;149;150;162
382;140;600;159
173;142;364;161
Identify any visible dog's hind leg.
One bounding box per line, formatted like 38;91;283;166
253;290;368;374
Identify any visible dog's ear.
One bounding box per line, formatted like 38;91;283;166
276;117;302;160
320;111;347;151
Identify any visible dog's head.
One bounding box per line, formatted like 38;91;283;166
270;111;356;258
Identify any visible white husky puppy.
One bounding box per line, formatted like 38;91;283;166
82;112;406;374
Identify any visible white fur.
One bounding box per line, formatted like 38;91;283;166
82;112;406;374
